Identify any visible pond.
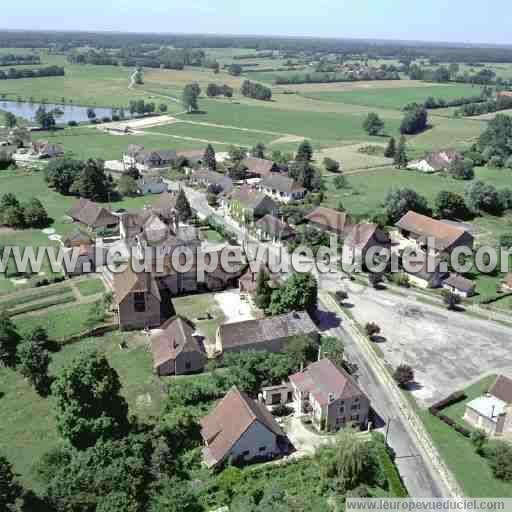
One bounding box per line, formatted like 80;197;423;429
0;100;130;124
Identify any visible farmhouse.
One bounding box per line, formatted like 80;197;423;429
31;140;64;159
137;175;168;195
342;223;391;266
255;214;295;242
228;186;278;222
403;254;448;289
176;149;204;167
259;174;306;203
242;156;281;178
395;211;474;256
63;228;93;248
190;169;233;194
289;358;370;432
305;207;353;236
67;198;119;230
151;317;207;376
464;375;512;436
200;386;288;467
216;311;318;354
442;274;476;298
407;149;461;173
123;145;177;171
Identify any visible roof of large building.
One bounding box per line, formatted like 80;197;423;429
489;375;512;404
192;169;233;192
200;386;285;466
343;223;390;250
289;358;367;406
151;317;205;369
255;214;295;238
135;149;177;165
67;198;119;228
229;186;273;210
261;174;304;194
242;157;277;176
305;207;352;234
443;274;475;293
218;311;317;350
396;211;470;251
113;266;161;304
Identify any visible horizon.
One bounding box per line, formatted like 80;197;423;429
2;0;511;46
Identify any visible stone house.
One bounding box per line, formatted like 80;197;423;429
403;254;448;289
305;207;353;237
123;145;177;172
342;223;391;267
67;198;119;231
200;386;288;467
63;229;93;248
442;274;476;298
190;169;233;194
242;157;281;178
228;186;278;223
216;311;318;355
258;175;306;203
254;214;295;243
151;317;207;376
289;358;370;432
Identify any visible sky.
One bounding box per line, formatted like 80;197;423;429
3;0;512;46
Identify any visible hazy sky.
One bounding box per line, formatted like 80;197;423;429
3;0;511;45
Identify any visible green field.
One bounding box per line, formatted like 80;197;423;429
302;84;485;110
0;331;165;490
75;278;105;297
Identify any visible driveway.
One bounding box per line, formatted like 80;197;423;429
346;287;512;406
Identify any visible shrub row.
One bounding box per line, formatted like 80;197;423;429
429;391;467;413
431;411;472;438
34;275;66;287
375;440;409;497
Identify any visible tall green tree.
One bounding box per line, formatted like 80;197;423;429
363;113;385;136
384;187;430;223
0;454;23;510
4;112;16;128
394;135;408;168
0;311;21;368
296;140;313;162
23;197;49;228
175;189;192;221
44;158;82;195
17;338;51;395
384;137;396;158
251;143;266;159
70;159;114;201
52;350;130;449
255;268;272;310
203;144;216;171
269;272;318;316
182;83;200;112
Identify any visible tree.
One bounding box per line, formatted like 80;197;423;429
400;106;428;135
52;350;130;449
251;143;266;159
44;157;82;195
86;107;96;120
123;166;141;180
182;83;200;112
464;179;502;215
150;477;202;512
228;63;242;76
0;151;13;171
228;145;247;164
333;174;347;189
363;113;385;136
323;157;340;173
203;144;216;171
4;112;16;128
448;158;474;180
487;441;512;481
17;338;51;395
320;336;344;367
384;187;430;223
434;191;470;220
8;126;30;148
365;322;381;338
241;80;271;101
206;192;218;207
134;68;144;85
70;159;114;201
158;103;168;113
0;454;22;510
288;160;322;191
23;197;50;228
0;312;21;368
254;269;272;310
175;189;192;221
478;114;512;162
296;140;313;162
118;175;139;197
393;364;414;388
442;290;462;311
394;135;408;168
384;137;396;158
35;107;56;130
206;83;219;97
470;429;488;455
269;272;318;316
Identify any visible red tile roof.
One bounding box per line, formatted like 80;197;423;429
305;207;352;234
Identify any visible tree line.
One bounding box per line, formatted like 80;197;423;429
0;53;41;66
241;80;272;101
274;69;400;85
0;65;64;80
454;95;512;117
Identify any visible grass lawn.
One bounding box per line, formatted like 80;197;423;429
302;84;484;111
172;293;225;342
146;121;280;147
0;331;165;491
200;228;225;242
75;278;105;297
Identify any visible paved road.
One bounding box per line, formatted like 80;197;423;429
316;298;447;498
179;182;448;497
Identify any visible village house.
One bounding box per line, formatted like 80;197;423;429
63;229;93;248
30;140;64;159
242;156;281;178
238;264;281;301
151;317;207;376
67;198;119;231
137;175;168;195
407;149;462;173
442;274;476;298
403;253;448;289
342;223;391;267
395;211;474;256
254;214;295;243
200;386;288;468
228;186;278;223
305;207;353;237
464;375;512;436
289;358;370;432
151;192;178;222
258;174;306;203
63;245;97;277
216;311;318;355
123;145;177;172
176;149;205;167
190;169;233;195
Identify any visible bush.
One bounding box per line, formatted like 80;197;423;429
429;391;467;413
67;120;78;127
373;437;408;497
365;322;381;338
393;364;414;388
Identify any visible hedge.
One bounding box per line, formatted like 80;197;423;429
374;439;409;497
429;391;467;414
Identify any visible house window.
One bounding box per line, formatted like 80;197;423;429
133;292;146;313
287;391;293;402
242;450;250;457
340;407;345;414
351;404;359;411
259;446;266;452
350;414;359;422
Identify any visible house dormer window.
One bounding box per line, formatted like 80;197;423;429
134;292;146;312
